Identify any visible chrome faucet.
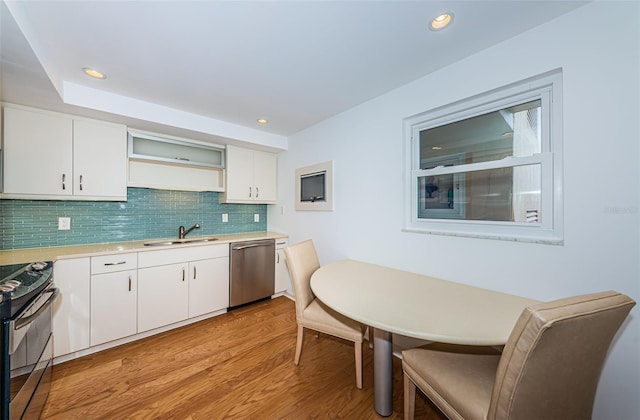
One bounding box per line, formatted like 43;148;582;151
179;223;200;239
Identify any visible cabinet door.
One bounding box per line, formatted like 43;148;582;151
275;244;290;294
90;270;137;346
3;106;73;196
253;150;277;202
73;119;127;199
188;257;229;318
224;145;255;201
137;263;189;332
53;258;90;357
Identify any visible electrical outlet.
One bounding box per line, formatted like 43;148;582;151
58;217;71;230
222;213;228;223
254;214;260;222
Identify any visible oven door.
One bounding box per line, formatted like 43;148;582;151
9;286;58;420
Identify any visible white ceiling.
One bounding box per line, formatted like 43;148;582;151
0;1;587;150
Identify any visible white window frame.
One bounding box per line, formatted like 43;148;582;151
403;70;564;244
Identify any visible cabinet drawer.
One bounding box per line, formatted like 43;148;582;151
138;244;228;268
91;253;138;274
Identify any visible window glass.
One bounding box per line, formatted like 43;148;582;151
417;164;541;222
404;70;563;243
419;100;541;169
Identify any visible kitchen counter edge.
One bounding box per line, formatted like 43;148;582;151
0;232;289;265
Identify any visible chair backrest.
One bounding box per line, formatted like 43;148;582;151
488;291;635;420
283;240;320;321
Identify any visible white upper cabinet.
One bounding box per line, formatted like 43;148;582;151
2;106;73;197
1;104;127;200
127;131;225;192
221;145;277;204
73;119;127;199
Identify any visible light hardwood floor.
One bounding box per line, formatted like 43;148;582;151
43;297;446;419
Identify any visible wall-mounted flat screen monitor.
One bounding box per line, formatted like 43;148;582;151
300;172;326;202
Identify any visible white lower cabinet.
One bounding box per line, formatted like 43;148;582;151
90;270;138;346
189;257;230;318
89;253;138;346
137;263;190;332
275;239;290;294
51;242;235;359
138;244;229;333
53;258;90;357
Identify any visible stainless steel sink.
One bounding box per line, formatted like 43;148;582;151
185;238;218;244
143;237;219;246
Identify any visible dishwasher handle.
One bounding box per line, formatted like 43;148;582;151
231;243;272;251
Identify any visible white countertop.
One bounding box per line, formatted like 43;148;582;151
0;231;288;266
311;259;540;346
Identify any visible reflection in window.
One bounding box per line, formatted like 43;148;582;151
404;70;563;243
418;101;542;222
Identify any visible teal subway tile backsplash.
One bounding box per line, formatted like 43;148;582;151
0;188;267;250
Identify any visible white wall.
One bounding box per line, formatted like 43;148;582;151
269;2;640;419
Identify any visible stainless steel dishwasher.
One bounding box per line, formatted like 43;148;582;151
229;239;275;308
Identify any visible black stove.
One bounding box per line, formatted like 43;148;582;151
1;260;56;420
0;262;53;319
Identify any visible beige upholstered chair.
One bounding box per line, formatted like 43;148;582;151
402;291;636;420
283;239;365;389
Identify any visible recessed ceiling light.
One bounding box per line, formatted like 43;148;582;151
429;12;454;31
257;118;268;125
82;67;106;79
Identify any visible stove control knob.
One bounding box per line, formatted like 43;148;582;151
31;262;47;271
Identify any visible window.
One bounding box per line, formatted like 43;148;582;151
404;70;563;244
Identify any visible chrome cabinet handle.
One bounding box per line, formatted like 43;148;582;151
79;174;83;191
256;187;259;198
182;268;185;282
193;266;197;279
62;173;66;190
104;261;126;266
128;276;132;292
249;186;252;198
277;253;280;263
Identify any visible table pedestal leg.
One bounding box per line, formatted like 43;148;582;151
373;328;393;416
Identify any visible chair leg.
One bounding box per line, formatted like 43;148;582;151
294;324;304;365
404;373;416;420
355;341;363;389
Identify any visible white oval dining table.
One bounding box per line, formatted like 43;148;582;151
310;259;539;417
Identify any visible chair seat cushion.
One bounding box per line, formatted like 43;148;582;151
301;299;364;343
403;343;501;420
